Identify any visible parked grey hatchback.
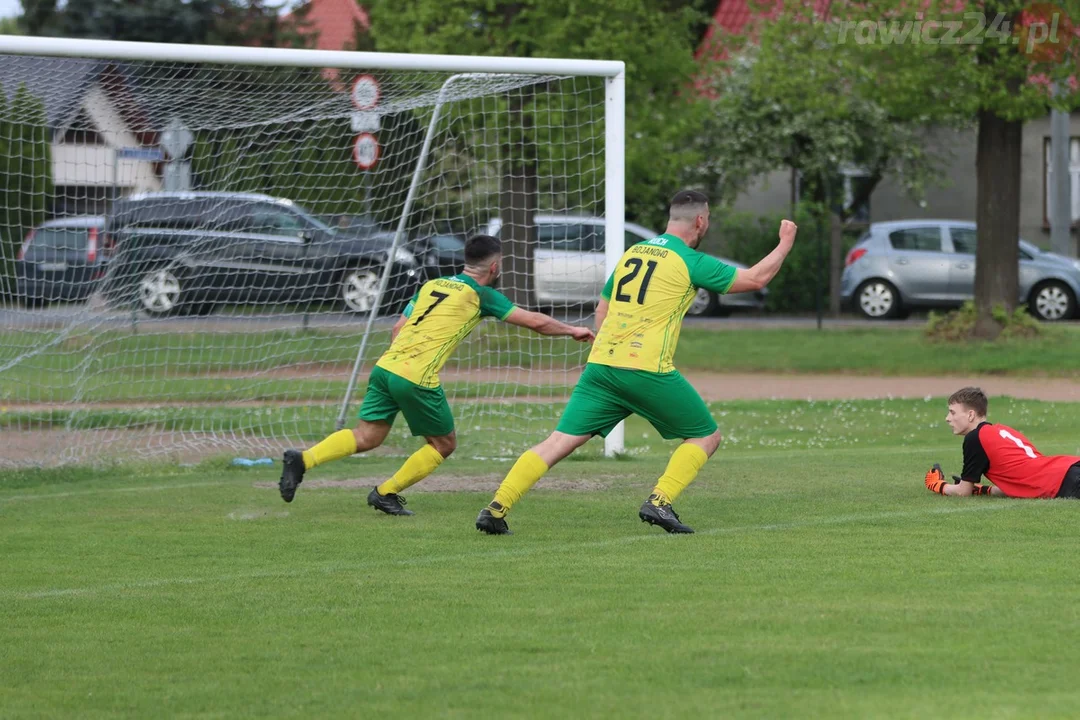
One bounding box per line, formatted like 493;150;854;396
840;220;1080;321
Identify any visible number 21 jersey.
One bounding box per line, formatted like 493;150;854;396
589;234;736;374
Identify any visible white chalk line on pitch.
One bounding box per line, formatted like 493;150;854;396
8;502;1023;600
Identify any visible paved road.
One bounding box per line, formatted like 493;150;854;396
0;302;929;332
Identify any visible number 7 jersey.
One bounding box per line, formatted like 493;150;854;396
589;234;736;374
376;273;516;388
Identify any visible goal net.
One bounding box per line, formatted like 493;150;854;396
0;40;625;468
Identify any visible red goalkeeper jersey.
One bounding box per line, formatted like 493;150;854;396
961;422;1079;498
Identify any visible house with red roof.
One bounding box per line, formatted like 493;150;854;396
283;0;370;86
701;0;1077;243
291;0;370;51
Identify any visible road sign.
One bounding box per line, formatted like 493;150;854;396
351;74;380;110
351;111;381;133
353;133;380;170
161;118;194;159
116;147;165;162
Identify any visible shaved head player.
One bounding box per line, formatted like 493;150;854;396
925;387;1080;499
476;190;799;535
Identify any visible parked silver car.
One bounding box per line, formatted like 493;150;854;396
840;220;1080;321
484;214;766;316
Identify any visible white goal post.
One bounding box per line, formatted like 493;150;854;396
0;35;626;466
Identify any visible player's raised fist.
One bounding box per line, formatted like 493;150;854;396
570;327;595;343
779;219;798;244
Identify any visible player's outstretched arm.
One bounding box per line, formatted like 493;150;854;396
925;465;999;496
504;308;595;343
594;299;609;333
727;219;798;294
390;313;409;341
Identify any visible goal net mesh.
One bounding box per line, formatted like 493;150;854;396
0;53;612;467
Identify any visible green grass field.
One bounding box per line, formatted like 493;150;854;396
4;398;1080;718
7;324;1080;406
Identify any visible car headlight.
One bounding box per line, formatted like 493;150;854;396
393;247;418;267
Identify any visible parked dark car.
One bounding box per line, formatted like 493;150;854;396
324;214;467;281
415;233;466;279
15;216;109;307
99;192;422;316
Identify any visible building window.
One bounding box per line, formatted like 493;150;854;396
796;165;871;222
840;165;872;224
1043;136;1080;228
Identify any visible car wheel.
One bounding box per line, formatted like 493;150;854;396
686;287;719;317
1029;281;1075;321
138;268;183;316
340;266;382;314
855;280;901;319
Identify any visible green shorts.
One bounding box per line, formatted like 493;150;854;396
358;366;454;437
556;363;717;440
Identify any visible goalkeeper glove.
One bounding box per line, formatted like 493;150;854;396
925;464;947;494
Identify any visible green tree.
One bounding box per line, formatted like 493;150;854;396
724;0;1080;337
364;0;713;306
0;84;52;300
0;16;22;34
701;11;956;314
19;0;313;47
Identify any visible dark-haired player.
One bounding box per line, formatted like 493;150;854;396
278;234;595;514
476;190;798;535
924;386;1080;499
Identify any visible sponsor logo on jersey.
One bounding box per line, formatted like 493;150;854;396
632;245;669;258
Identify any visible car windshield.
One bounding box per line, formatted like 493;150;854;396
431;235;465;252
321;214;386;234
286;206;333;233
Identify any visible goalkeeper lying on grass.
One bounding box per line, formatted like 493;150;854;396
924;386;1080;499
278;234;594;515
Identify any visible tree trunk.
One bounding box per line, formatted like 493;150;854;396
499;91;538;309
973;108;1023;339
829;212;842;317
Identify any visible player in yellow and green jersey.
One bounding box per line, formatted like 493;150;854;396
476;190;798;535
279;234;595;515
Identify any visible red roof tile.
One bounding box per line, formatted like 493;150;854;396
288;0;370;51
697;0;832;62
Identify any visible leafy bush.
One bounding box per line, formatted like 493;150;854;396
0;84;53;300
706;206;862;313
925;301;1041;342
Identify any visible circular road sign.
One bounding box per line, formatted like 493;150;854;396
353;132;380;170
351;74;381;110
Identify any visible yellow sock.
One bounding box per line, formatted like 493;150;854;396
301;429;357;470
490;450;549;516
377;444;444;495
651;443;709;504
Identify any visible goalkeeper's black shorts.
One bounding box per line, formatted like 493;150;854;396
1055;462;1080;499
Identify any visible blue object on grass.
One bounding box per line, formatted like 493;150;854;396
232;457;274;467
